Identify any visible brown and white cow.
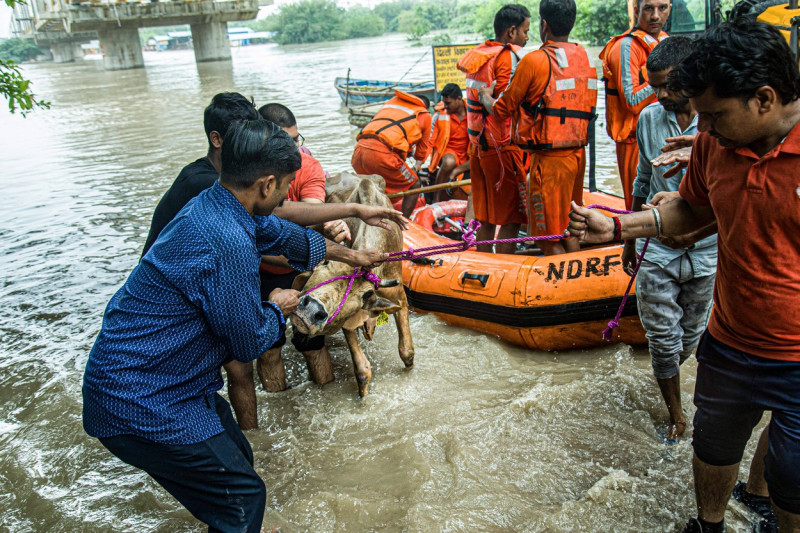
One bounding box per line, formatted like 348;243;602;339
291;174;414;397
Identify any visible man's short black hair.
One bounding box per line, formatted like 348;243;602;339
540;0;576;36
203;92;260;145
646;35;694;72
440;83;462;99
670;20;800;105
258;103;297;128
494;4;531;38
417;94;431;109
219;119;302;189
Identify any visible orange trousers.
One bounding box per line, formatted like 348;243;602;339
615;140;639;210
351;138;418;194
469;143;527;226
528;149;586;241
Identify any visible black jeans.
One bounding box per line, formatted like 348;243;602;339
100;394;266;532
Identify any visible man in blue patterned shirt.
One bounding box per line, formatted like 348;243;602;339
82;119;390;532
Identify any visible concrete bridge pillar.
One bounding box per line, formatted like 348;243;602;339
98;28;144;70
51;42;74;63
191;21;231;63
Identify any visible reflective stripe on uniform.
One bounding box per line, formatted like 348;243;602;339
382;104;416;115
466;79;488;89
555;78;576;91
554;47;569;68
620;37;654;107
588;78;599;90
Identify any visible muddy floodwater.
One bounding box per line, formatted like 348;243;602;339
0;33;764;532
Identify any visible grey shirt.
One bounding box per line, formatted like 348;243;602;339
632;102;717;276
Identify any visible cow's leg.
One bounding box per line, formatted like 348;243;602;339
343;328;371;397
393;290;415;368
302;347;334;385
381;285;415;368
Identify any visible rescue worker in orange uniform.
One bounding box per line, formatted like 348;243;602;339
458;4;530;254
351;91;432;217
600;0;670;209
429;83;470;203
479;0;597;256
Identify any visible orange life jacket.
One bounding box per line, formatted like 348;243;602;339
513;42;598;151
428;102;450;172
599;29;666;142
358;90;429;156
457;41;521;149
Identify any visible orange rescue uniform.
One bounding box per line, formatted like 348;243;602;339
430;109;469;169
459;40;526;226
600;29;667;209
492;42;596;239
351;91;432;195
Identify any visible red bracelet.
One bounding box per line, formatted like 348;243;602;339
612;216;622;241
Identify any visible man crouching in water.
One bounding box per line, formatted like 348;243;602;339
82;119;388;532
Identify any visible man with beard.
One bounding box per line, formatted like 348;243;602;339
621;36;718;442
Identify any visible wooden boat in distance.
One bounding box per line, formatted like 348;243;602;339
401;189;647;351
335;77;436;106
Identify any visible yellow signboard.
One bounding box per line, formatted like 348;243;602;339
432;43;479;95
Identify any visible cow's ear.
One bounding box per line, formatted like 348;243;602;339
292;271;312;292
361;290;400;314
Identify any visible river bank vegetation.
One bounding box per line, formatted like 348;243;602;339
245;0;632;46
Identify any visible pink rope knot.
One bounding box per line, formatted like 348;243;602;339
602;319;620;342
362;269;382;289
461;219;481;250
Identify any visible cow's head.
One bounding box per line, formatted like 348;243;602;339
291;261;401;336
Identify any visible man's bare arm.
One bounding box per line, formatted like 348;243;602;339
272;202;407;231
567;198;716;244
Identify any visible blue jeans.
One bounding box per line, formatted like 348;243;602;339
100;394;266;532
692;332;800;514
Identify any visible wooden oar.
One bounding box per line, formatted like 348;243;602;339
386;179;471;199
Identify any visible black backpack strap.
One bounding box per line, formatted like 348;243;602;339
372;114;418;140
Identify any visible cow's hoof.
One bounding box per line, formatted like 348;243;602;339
399;349;415;368
356;374;371;397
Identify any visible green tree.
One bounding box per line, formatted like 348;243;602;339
0;37;43;63
374;0;415;32
573;0;630;46
270;0;347;44
397;9;432;39
342;7;386;39
1;0;49;116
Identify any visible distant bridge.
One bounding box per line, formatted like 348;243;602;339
11;0;271;70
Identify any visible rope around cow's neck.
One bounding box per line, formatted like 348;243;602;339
303;204;649;339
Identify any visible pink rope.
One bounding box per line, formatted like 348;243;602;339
303;204;649;341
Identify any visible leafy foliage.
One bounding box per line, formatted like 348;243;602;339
1;58;50;116
1;0;50;116
0;38;43;63
573;0;631;46
342;7;386;39
397;10;432;39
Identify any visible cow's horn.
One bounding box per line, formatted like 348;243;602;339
379;279;401;288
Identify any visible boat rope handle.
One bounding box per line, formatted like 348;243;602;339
302;204;650;340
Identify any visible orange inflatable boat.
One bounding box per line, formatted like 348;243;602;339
402;189;647;351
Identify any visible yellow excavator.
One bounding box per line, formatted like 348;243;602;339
666;0;800;60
